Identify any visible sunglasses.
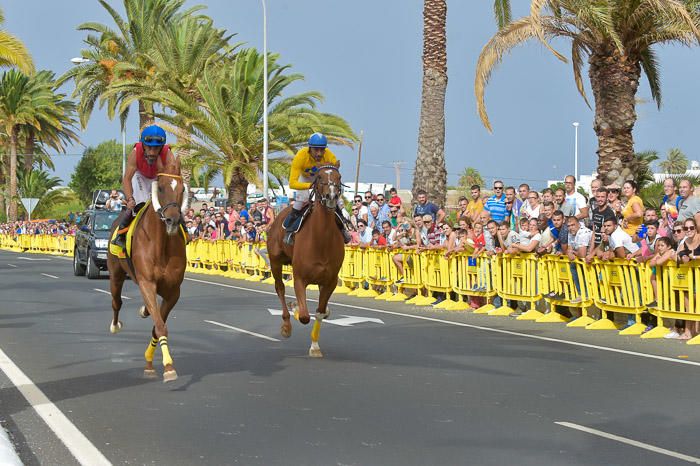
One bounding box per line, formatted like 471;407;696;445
143;136;165;144
684;226;696;231
424;220;433;223
674;229;683;234
365;196;372;199
493;186;503;190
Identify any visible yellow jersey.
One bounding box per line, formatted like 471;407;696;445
289;147;338;190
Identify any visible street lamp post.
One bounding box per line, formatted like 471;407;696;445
261;0;269;201
70;57;128;178
573;122;580;181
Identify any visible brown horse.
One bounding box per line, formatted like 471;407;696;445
107;160;188;382
267;165;345;357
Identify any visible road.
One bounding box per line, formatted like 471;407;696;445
1;248;700;465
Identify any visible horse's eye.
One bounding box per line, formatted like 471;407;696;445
158;187;163;194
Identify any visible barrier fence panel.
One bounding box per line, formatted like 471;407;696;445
492;253;542;318
650;261;700;344
539;256;593;325
450;253;497;312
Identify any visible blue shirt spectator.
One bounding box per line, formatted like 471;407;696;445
412;190;445;223
485;181;507;222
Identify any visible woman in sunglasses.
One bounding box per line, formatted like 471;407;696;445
111;125;179;248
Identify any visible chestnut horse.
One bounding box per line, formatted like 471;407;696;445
107;160;188;382
267;165;345;357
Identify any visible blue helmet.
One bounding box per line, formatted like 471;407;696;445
308;132;327;148
141;125;167;147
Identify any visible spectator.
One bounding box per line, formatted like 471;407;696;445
470;221;487;256
484;220;499;254
523;191;541;220
439;223;457;252
370;228;386;247
375;194;391;224
495;221;519;252
677;217;700;264
389;204;400;227
466;185;484;224
368;203;380;230
553;188;565;211
258;198;275;225
587;179;602;218
588;187;616;256
671;221;686;249
541;188;554;205
507;218;541;253
607;184;623;218
566;216;592;259
413;189;445;223
236;200;250;223
214;211;230;239
629;220;659;261
353;195;368;223
388;187;402;208
420;214;440;248
380;221;397;246
660;178;680;228
621;180;644;236
648;236;675;314
105;190;124;212
597;216;640;260
518;184;530;204
563;175;589;221
504;186;520;230
356;219;372;246
456;196;469;219
364;190;374;204
484;181;507;222
350;203;361;229
678;179;700;225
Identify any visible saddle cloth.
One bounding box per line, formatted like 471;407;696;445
282;205;312;233
109;202;187;259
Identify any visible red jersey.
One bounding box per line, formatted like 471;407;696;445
135;142;170;179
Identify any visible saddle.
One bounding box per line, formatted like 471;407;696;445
282;204;311;234
109;201;187;259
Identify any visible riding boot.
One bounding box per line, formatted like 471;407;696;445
111;208;134;249
335;206;353;244
284;208;302;245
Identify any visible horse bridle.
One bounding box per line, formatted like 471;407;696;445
312;165;342;210
151;173;189;222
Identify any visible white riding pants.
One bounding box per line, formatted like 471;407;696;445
132;172;155;206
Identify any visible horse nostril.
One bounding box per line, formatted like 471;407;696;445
165;218;174;226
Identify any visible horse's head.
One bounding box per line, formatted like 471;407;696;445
151;163;188;236
312;165;342;210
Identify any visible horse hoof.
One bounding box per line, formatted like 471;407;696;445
138;305;149;318
109;321;123;334
316;309;331;320
287;301;297;311
299;315;311;325
280;324;292;338
163;370;178;383
143;369;158;379
309;348;323;358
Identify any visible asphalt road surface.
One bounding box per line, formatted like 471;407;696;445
2;248;700;466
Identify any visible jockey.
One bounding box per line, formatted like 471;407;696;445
284;132;351;245
111;125;178;248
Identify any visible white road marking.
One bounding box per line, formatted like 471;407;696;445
41;273;59;279
267;309;383;326
0;347;112;466
17;257;51;261
185;277;700;367
6;263;17;268
93;288;131;300
556;422;700;464
204;320;280;342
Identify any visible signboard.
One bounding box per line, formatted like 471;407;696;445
20;198;40;222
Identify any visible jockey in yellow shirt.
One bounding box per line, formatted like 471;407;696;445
284;132;351;245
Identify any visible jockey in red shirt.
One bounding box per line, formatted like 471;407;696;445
111;125;178;248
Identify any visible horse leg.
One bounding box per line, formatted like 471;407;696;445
272;261;291;338
309;282;337;358
138;282;174;382
157;289;180;382
109;266;126;334
293;277;311;325
143;328;158;379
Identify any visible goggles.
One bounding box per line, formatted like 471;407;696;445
143;135;166;145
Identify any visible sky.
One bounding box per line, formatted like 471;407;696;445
3;0;700;191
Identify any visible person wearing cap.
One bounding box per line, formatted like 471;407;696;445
111;125;179;248
284;132;351;245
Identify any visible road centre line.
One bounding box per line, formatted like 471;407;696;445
556;421;700;464
184;277;700;368
6;264;17;268
0;347;111;466
204;320;280;342
93;288;131;300
41;273;59;279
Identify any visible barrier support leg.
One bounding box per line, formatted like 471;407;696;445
619;313;646;335
517;301;545;321
567;307;595;327
444;295;471;311
473;299;495;314
686;333;700;345
386;287;408;302
488;302;514;316
640;315;668;339
586;310;620;330
536;303;570;323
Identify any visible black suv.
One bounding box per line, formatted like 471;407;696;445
73;205;121;279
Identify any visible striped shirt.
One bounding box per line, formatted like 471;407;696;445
485;194;507;222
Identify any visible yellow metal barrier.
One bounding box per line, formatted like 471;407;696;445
450;253;497;312
491;253;542;318
539;256;593;325
648;261;700;343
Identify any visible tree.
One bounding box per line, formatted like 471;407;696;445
457;167;484;189
155;49;357;203
69;140;123;204
17;169;77;218
0;7;34;74
659;148;688;174
476;1;700;187
412;0;448;207
634;149;659;188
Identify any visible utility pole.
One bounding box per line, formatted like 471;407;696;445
353;130;364;197
392;160;404;190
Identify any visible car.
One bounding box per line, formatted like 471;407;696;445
73;207;121;279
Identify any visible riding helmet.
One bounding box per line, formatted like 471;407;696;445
141;125;167;147
308;132;327;148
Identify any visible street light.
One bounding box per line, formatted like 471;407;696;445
69;57;127;179
261;0;269;201
573;122;580;181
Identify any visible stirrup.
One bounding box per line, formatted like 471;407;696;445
284;231;295;246
112;234;126;248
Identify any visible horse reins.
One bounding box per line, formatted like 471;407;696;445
154;172;185;222
312;165;342;210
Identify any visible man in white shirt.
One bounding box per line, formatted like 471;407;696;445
563;175;589;222
600;217;639;259
566;216;592;259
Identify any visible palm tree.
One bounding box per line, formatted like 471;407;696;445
0;7;33;73
0;69;59;221
475;1;700;187
16;168;74;218
61;0;204;129
458;167;484;189
412;0;448;207
156;49;356;202
633;149;659;188
659;147;688;174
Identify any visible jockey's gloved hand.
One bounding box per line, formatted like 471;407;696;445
126;197;136;209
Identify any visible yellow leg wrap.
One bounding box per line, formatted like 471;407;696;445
144;337;158;362
159;336;173;367
311;319;322;343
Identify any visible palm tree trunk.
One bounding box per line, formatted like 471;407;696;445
589;50;641;186
24;127;35;172
227;167;248;205
0;151;6;220
412;0;448;207
9;125;19;221
138;100;154;129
